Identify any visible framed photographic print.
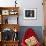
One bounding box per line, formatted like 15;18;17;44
2;10;9;15
24;9;36;19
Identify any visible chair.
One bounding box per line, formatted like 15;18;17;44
21;28;41;46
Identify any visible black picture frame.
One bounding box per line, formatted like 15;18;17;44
24;9;36;19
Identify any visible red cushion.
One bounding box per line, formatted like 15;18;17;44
21;28;41;46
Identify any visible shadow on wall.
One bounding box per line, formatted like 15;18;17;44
18;26;43;44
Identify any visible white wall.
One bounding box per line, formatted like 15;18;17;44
0;0;15;7
0;0;44;26
17;0;44;26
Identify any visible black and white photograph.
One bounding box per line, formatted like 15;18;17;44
24;9;36;19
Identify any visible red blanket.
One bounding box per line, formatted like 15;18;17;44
21;28;41;46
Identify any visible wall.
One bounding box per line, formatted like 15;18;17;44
0;0;15;7
0;0;44;26
17;0;44;26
